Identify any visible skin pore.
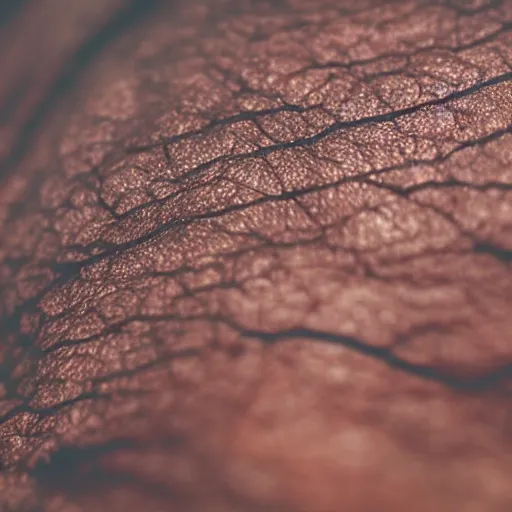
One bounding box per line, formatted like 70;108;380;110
0;0;511;510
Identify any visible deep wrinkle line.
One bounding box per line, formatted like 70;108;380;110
178;70;512;159
126;102;319;154
2;311;507;435
238;325;512;391
127;70;512;158
115;105;512;224
0;68;506;308
1;123;510;336
96;121;512;242
38;311;511;394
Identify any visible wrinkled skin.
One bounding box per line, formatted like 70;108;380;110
0;1;511;511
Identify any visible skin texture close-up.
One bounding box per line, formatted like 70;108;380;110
0;1;511;511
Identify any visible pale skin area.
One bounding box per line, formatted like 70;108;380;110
0;1;511;511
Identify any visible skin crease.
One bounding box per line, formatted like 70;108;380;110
0;0;511;510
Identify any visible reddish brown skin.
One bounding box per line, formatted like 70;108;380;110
0;1;511;511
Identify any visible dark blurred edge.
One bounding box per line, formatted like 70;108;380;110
0;0;164;181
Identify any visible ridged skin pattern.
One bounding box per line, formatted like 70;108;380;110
0;1;511;511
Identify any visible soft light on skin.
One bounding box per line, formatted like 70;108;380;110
0;1;511;511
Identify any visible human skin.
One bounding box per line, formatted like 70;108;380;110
0;0;511;510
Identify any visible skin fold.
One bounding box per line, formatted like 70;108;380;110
0;0;511;510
